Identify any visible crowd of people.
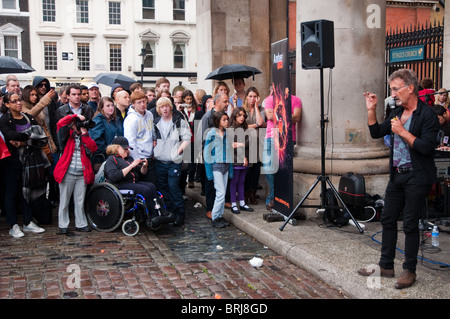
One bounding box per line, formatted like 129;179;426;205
0;74;302;237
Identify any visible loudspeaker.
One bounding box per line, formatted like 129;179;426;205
301;19;335;69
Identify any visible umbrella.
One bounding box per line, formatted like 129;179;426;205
205;64;262;81
93;73;138;90
0;56;35;74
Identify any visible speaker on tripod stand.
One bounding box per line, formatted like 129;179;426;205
280;19;364;233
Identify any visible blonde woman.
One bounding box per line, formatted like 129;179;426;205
435;88;450;108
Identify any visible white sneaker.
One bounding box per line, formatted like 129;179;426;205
9;224;24;238
23;221;45;233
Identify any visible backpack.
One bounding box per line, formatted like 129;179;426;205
94;161;106;184
323;188;349;227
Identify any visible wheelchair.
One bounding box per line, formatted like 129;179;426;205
85;182;175;236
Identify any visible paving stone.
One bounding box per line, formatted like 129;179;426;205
0;198;345;300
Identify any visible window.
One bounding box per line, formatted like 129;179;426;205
4;35;18;57
109;44;122;71
173;43;185;69
173;0;185;21
108;1;121;25
143;42;155;68
170;31;189;69
142;0;154;19
77;42;90;71
1;0;17;10
44;41;58;70
0;23;22;58
76;0;89;24
42;0;56;22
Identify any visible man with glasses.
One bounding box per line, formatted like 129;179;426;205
358;69;440;289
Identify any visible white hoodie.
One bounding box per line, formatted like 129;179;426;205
123;106;154;159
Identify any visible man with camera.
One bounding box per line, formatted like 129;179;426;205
53;112;97;234
54;84;94;126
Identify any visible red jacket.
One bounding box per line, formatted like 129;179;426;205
54;114;97;184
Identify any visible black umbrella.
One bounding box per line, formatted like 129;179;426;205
93;73;138;90
205;64;262;81
0;56;35;74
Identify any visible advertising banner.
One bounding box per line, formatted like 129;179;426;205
270;38;293;217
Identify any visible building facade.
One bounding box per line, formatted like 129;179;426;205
25;0;197;94
0;0;31;83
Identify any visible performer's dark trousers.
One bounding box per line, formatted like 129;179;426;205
379;170;431;273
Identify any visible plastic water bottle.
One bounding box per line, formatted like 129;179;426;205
431;225;439;247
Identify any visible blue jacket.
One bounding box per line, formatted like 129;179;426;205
203;128;233;181
90;113;124;161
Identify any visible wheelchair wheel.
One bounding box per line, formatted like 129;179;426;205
85;183;125;232
122;219;139;236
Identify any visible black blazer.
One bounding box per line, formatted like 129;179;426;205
0;112;37;158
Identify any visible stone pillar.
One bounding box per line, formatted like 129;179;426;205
295;0;389;216
443;3;450;87
196;0;272;97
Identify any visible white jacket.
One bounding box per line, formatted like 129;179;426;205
123;107;154;159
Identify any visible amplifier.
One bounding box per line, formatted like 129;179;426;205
435;157;450;178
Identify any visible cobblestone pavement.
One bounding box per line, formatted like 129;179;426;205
0;199;346;300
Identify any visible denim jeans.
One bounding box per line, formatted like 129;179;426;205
155;161;184;218
379;171;430;273
211;170;229;221
262;137;275;205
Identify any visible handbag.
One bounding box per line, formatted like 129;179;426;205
21;145;48;188
0;135;11;160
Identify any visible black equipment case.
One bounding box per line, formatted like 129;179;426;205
338;172;366;207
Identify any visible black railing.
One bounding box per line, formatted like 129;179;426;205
385;21;444;98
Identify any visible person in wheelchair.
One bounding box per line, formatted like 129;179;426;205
104;136;174;229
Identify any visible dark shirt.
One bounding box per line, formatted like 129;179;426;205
368;99;440;184
104;154;141;185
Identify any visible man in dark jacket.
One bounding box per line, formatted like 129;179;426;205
358;69;440;290
32;76;59;204
54;85;94;129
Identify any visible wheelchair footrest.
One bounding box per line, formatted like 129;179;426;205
119;189;135;195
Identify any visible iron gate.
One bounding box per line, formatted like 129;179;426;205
385;21;444;97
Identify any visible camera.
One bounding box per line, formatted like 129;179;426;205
75;118;95;130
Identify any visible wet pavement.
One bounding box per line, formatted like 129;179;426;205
0;199;346;300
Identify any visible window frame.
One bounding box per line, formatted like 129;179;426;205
75;0;89;24
42;0;56;23
0;23;23;59
108;1;122;26
172;0;185;21
109;43;122;72
1;0;19;13
76;42;91;71
43;41;58;71
142;0;155;20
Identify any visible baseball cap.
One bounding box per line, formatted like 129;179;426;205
87;82;99;90
112;136;133;150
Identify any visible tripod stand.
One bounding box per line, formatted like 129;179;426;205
279;68;364;233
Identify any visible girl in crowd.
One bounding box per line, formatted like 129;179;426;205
204;111;233;228
242;87;265;205
0;92;46;238
181;89;199;188
90;96;124;172
229;107;253;214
